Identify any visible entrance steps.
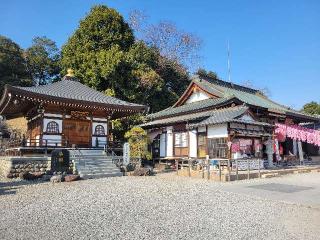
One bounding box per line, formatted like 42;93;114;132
69;149;123;179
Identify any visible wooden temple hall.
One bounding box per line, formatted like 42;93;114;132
142;75;320;169
0;69;146;150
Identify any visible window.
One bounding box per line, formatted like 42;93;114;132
174;132;188;156
208;138;227;158
174;132;188;147
94;125;105;136
46;121;59;134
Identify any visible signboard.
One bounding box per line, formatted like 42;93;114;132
123;142;130;165
232;159;264;171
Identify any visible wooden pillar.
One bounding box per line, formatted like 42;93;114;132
61;109;66;147
89;112;93;148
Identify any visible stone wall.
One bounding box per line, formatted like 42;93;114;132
0;157;51;178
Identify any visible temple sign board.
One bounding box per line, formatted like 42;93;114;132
123;142;130;165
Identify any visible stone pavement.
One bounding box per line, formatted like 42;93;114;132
220;172;320;209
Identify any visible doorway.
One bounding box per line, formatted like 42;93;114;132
197;132;207;158
63;119;91;147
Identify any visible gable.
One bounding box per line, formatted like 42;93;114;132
174;82;220;107
185;90;210;104
238;113;255;122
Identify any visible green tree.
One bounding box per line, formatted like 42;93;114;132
0;35;32;92
124;126;151;160
302;101;320;115
61;5;190;114
25;36;61;85
197;68;219;80
61;5;135;90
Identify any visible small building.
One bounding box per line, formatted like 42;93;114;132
0;70;146;149
142;76;320;167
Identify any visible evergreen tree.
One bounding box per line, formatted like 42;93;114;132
25;36;61;85
0;35;32;92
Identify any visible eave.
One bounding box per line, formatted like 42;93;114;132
0;84;147;119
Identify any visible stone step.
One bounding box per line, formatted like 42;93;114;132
70;156;112;160
80;172;123;179
79;170;121;175
70;150;123;179
78;162;116;165
78;166;120;171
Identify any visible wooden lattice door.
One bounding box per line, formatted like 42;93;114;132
63;119;91;147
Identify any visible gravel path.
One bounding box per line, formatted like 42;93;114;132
0;174;319;240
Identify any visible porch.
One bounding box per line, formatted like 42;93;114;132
173;157;320;182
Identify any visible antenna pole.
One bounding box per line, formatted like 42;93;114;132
227;40;231;82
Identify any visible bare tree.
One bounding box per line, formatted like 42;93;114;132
128;10;148;33
241;80;271;97
128;10;202;72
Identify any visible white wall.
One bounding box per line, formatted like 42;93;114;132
91;136;107;147
43;118;62;133
189;130;197;158
42;134;62;146
160;133;166;157
207;124;228;138
44;113;62;118
198;126;206;132
92;121;108;147
166;126;173;157
185;91;210;104
92;122;108;135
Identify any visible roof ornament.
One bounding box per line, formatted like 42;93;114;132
66;68;75;77
63;68;79;81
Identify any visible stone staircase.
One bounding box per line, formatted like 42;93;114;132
69;149;123;179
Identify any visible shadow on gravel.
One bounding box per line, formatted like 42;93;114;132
0;180;44;196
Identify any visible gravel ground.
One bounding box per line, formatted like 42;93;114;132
0;174;319;240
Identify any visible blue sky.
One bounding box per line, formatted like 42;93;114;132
1;0;319;109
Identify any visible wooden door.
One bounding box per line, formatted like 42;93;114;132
63;119;91;147
197;133;207;158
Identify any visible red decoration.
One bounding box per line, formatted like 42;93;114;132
231;142;240;153
275;123;320;147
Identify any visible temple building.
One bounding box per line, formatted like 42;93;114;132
0;70;146;149
142;75;320;167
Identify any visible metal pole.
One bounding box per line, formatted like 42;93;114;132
188;159;191;177
219;160;222;182
228;159;231;182
176;159;179;175
247;158;250;180
258;159;261;178
202;160;205;179
236;159;239;181
207;160;210;180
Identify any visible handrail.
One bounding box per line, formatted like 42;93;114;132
72;146;85;168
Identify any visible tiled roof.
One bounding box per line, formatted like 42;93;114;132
142;106;252;128
193;76;289;111
187;106;248;128
192;76;320;121
11;78;145;109
147;96;234;119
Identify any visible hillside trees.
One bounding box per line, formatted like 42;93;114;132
302;101;320;115
61;5;190;113
0;35;32;92
25;36;61;85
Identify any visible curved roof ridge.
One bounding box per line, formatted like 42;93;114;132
147;96;235;119
12;80;145;108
